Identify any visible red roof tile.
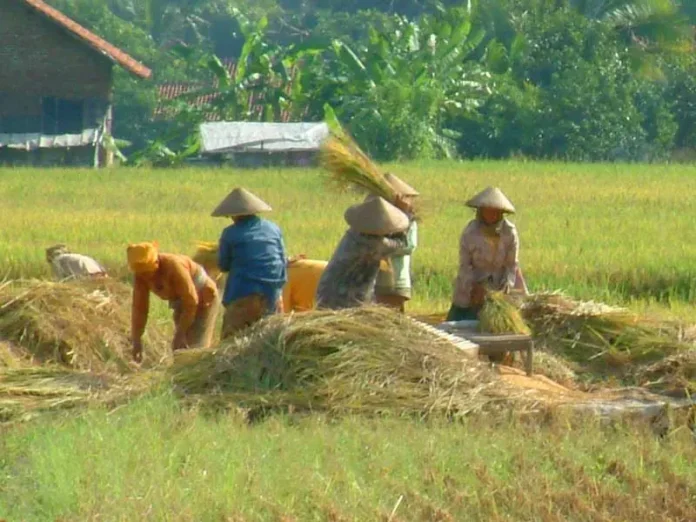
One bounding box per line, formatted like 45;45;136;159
22;0;152;79
154;59;301;122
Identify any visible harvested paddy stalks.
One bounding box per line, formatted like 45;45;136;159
192;241;223;284
0;367;157;423
0;279;167;372
171;307;528;418
479;291;531;335
522;292;691;373
319;136;396;201
636;351;696;396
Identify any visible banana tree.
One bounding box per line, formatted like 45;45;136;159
305;8;492;159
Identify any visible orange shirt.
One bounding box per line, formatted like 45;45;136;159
132;253;217;340
282;259;328;312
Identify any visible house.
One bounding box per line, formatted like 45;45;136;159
0;0;151;167
199;121;329;167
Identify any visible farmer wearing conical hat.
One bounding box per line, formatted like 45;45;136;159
213;188;287;338
127;241;219;362
374;173;419;313
447;187;528;322
45;244;108;281
316;196;410;310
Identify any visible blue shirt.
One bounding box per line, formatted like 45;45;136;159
218;216;288;306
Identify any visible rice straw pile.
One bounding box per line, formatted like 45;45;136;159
0;279;167;372
478;291;531;335
0;367;157;423
171;307;528;419
636;351;696;396
521;292;691;372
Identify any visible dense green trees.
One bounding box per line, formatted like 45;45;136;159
45;0;695;163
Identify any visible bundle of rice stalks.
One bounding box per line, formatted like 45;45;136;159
0;341;28;369
319;135;397;203
171;307;531;419
0;279;167;373
0;366;157;423
521;292;690;373
192;241;223;284
478;291;531;335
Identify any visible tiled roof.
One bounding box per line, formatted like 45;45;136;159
22;0;152;79
155;60;299;122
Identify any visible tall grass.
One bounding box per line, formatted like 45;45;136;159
0;392;695;521
3;161;696;318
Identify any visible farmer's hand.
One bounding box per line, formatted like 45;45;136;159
132;339;143;363
470;284;487;307
171;331;187;351
393;194;413;214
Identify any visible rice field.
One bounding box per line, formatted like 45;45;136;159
2;161;696;519
3;161;696;318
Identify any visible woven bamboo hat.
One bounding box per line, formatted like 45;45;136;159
211;188;272;218
466;186;515;214
385;172;419;197
344;196;409;235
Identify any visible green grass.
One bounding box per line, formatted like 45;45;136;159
1;392;695;521
3;161;696;319
2;161;696;519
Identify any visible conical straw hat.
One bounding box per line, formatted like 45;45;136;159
211;188;272;217
465;186;515;213
344;196;409;235
385;172;419;196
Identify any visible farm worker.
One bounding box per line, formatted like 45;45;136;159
316;196;411;310
374;173;419;313
446;186;527;323
192;243;327;312
213;188;288;338
45;244;108;280
127;241;220;363
283;256;328;312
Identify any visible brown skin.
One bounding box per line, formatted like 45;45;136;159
375;294;407;313
479;207;504;225
131;261;160;363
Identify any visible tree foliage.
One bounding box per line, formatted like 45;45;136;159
43;0;695;163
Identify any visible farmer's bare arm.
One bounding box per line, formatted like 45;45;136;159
131;277;150;343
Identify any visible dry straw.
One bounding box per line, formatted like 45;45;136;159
521;292;692;371
171;306;528;418
0;278;167;372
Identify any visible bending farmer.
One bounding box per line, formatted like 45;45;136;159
213;188;287;338
447;186;527;322
316;196;410;310
374;173;419;313
46;244;108;281
128;241;219;362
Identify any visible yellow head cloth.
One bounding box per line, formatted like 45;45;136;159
127;241;159;274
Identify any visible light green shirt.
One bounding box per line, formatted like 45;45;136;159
376;221;418;290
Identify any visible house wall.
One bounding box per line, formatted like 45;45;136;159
0;1;113;133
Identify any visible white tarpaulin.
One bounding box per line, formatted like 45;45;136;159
199;122;329;154
0;129;99;151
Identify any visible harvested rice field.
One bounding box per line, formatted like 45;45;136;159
1;162;696;520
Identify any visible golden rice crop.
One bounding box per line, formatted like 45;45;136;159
171;306;530;419
478;291;531;335
319;135;397;202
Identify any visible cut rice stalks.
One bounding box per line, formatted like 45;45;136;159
479;291;531;335
521;292;692;374
0;278;167;373
171;307;533;419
